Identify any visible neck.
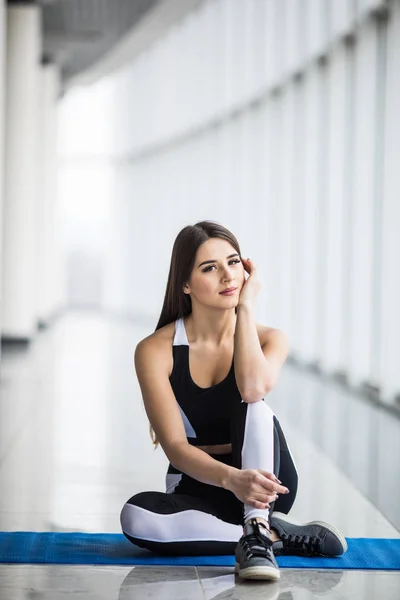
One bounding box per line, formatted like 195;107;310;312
185;310;236;346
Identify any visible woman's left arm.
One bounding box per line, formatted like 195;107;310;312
234;258;289;403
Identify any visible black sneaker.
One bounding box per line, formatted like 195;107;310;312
270;512;348;557
235;518;280;581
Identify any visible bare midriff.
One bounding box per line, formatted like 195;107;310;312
196;443;232;455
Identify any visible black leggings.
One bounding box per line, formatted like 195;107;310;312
120;400;298;555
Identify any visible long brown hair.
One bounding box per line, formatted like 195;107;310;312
149;220;242;448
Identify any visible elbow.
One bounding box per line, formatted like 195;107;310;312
241;381;276;403
241;394;269;404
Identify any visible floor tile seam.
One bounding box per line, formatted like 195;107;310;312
195;566;208;599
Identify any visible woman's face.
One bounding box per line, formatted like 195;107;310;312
184;238;245;308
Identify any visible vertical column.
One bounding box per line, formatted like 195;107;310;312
279;84;295;334
289;76;305;358
299;65;320;364
2;3;41;340
36;61;62;327
0;0;6;356
380;1;400;406
319;43;348;375
347;19;379;388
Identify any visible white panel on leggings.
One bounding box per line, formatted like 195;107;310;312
120;503;242;543
242;401;275;522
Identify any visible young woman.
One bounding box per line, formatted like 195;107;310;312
120;221;347;581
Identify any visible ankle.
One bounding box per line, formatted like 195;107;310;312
243;518;281;543
244;517;270;533
270;528;280;543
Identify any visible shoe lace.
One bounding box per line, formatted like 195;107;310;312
243;520;273;558
281;533;322;555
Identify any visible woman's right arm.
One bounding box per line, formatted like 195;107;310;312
134;337;288;508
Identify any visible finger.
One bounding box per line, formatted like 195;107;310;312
256;472;282;489
255;484;277;498
257;472;289;493
253;492;278;504
251;500;271;510
246;258;256;271
247;486;275;503
255;474;275;493
241;258;252;270
258;470;282;484
257;475;289;495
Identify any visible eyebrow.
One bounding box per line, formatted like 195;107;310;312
198;253;240;268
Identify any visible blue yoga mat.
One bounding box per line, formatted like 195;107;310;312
1;532;399;570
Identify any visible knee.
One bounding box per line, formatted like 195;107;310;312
123;490;155;509
247;399;275;419
120;491;154;537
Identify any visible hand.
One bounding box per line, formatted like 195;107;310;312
238;258;262;308
224;468;289;509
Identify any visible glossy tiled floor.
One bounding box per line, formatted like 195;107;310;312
1;565;400;599
0;310;399;598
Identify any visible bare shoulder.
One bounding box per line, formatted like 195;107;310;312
133;321;188;457
134;321;175;377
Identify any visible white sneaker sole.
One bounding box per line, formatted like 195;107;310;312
272;511;348;554
235;562;281;580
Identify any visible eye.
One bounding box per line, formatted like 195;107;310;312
202;259;241;273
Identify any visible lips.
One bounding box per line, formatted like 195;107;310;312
219;287;238;294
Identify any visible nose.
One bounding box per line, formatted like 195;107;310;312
222;266;235;282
